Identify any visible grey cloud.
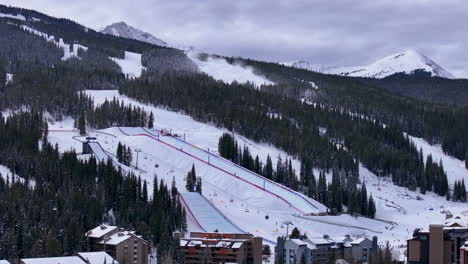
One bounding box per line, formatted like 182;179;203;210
3;0;468;77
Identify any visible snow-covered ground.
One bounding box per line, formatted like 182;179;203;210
284;50;455;79
20;25;88;61
408;134;467;185
0;12;26;21
44;89;467;260
0;164;35;187
187;51;273;87
110;51;146;78
5;73;13;85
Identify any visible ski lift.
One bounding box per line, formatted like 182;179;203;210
213;192;218;197
280;223;285;228
245;208;250;213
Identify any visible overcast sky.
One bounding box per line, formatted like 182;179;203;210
4;0;468;77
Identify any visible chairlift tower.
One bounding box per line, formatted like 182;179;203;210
135;148;142;170
283;220;293;238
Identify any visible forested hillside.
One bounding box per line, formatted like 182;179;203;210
0;3;467;262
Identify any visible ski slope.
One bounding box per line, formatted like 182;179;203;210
88;142;109;162
187;51;273;87
110;51;146;78
179;192;245;233
117;126;326;214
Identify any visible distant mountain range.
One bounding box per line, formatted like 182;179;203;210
100;21;168;47
283;50;455;79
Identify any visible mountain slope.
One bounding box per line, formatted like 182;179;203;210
284;50;455;79
101;21;168;47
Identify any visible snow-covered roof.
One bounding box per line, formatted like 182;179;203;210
350;238;366;245
86;225;118;238
444;217;467;227
21;256;86;264
290;239;307;246
77;252;117;264
308;237;331;245
305;242;317;250
100;231;132;245
0;260;11;264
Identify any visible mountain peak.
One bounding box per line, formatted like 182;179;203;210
100;21;168;47
285;50;455;79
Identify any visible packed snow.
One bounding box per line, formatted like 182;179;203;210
20;25;88;61
284;50;455;79
110;51;146;78
187;51;274;87
180;192;245;233
0;12;26;21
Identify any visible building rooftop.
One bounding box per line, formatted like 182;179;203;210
86;225;118;238
351;238;366;245
99;231;133;246
21;256;86;264
77;251;117;264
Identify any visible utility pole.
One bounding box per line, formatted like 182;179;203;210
135;148;142;170
283;221;293;238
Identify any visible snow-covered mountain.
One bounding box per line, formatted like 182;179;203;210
284;50;455;79
100;21;168;47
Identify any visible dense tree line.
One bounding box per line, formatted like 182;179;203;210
220;55;468;161
218;133;377;217
84;96;151;129
0;111;185;262
453;180;467;202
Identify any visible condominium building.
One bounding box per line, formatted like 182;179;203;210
276;235;376;264
176;232;263;264
86;225;149;264
407;216;468;264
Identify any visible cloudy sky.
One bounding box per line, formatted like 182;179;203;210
4;0;468;77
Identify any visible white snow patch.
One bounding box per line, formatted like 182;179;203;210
0;13;26;21
5;73;13;84
187;51;273;87
0;165;35;187
110;51;146;78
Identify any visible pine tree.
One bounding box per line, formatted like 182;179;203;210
308;173;317;199
148;112;154;128
78;110;86;136
368;194;376;218
264;155;273;180
290;227;300;239
360;183;368;216
254;155;261;174
196;177;202;194
186;164;197;192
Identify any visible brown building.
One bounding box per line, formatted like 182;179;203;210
86;225;149;264
461;242;468;264
407;219;468;264
177;232;263;264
